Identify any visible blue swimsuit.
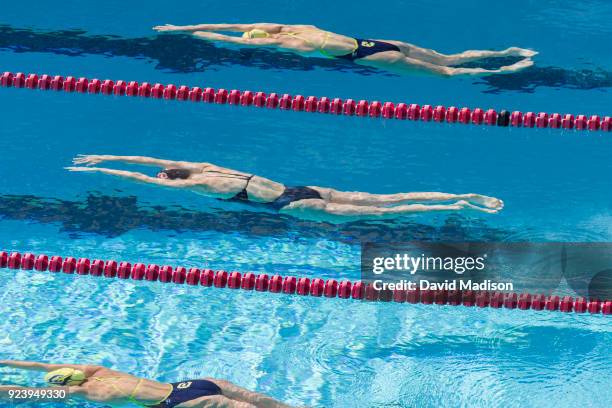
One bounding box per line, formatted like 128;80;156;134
336;38;401;60
151;380;222;408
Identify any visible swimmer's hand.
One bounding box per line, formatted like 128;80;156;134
153;24;184;32
65;166;102;172
72;154;107;166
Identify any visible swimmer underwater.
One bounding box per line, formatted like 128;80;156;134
153;22;537;76
0;360;293;407
66;154;503;222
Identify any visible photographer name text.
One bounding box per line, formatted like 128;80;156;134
372;279;514;291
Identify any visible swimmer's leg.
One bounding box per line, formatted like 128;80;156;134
407;56;534;76
451;58;534;75
202;379;293;408
315;188;503;211
358;52;532;76
361;53;453;75
280;199;500;222
406;45;537;66
176;394;255;407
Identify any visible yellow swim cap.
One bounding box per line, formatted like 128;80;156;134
242;29;269;39
44;368;86;386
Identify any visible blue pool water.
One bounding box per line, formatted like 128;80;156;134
1;1;611;407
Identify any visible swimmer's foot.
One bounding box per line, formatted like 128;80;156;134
153;24;184;32
463;194;504;211
497;58;534;74
502;47;538;58
456;200;501;214
448;60;531;76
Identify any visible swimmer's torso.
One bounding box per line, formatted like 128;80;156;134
272;25;359;56
186;164;286;202
74;368;170;407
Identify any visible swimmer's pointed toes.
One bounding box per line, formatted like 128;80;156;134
153;24;178;32
506;47;538;58
501;59;533;73
487;197;504;211
461;199;502;214
478;205;501;214
488;199;504;213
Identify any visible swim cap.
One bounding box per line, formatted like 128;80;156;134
45;368;86;386
242;29;269;39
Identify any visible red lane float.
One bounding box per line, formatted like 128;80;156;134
1;250;610;315
1;71;609;132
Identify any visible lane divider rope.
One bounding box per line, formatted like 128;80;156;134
2;251;610;315
1;72;610;132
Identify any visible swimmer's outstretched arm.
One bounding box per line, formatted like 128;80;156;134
192;32;281;46
153;23;282;33
0;385;67;392
65;167;191;188
0;360;97;374
73;154;206;169
0;385;23;395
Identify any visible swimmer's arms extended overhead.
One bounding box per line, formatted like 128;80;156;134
65;166;191;187
72;154;208;169
0;360;99;375
153;23;284;45
192;31;281;46
153;23;282;33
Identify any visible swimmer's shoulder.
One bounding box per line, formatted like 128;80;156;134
89;366;113;375
277;24;318;33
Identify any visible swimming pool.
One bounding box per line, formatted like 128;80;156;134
1;0;611;406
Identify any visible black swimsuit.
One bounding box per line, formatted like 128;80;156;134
336;38;401;61
150;380;221;408
224;173;323;210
